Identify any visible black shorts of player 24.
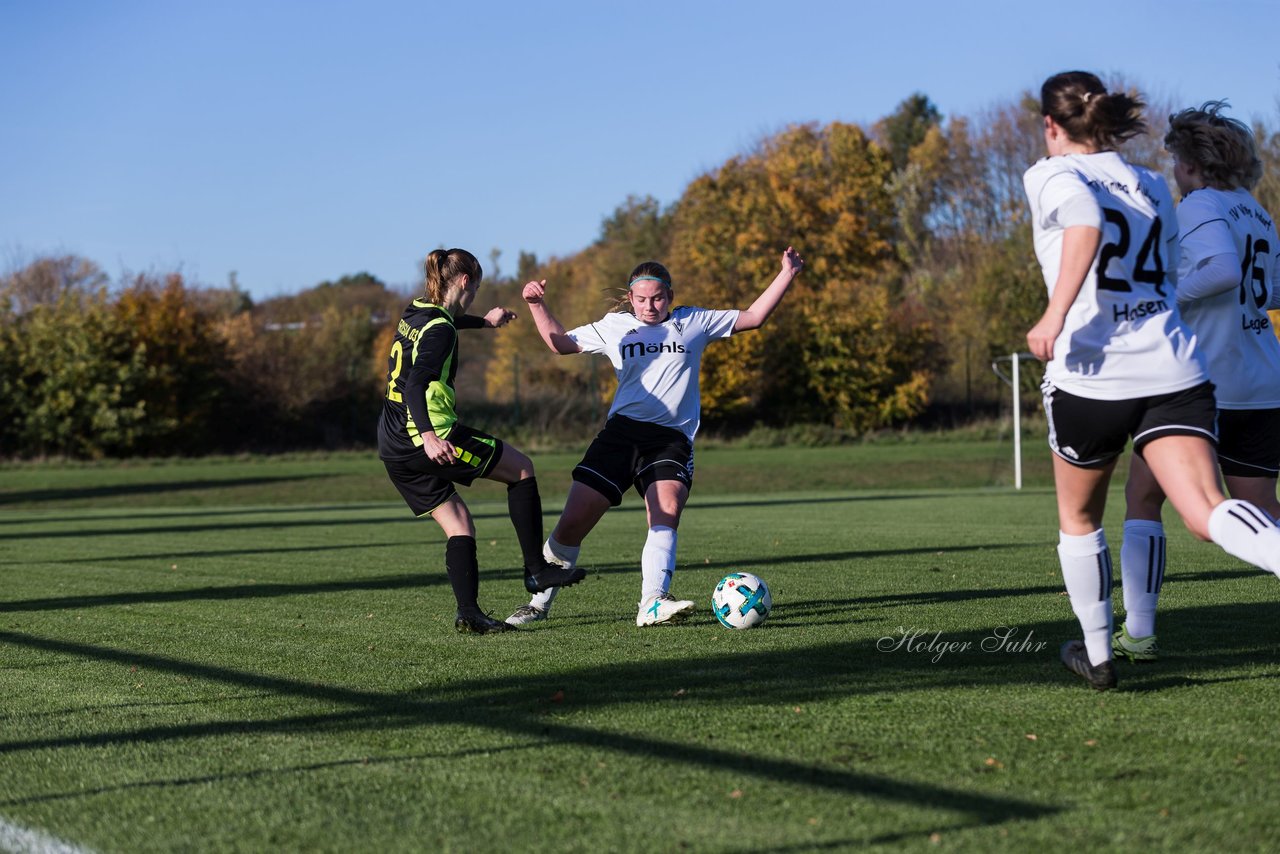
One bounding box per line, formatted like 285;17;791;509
572;414;693;507
1217;408;1280;478
1042;380;1218;467
382;423;504;516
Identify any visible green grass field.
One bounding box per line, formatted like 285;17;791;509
2;443;1277;852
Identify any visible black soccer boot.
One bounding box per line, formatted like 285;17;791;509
455;609;515;634
1060;640;1117;690
523;560;587;594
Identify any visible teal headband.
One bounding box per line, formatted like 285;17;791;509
628;276;671;288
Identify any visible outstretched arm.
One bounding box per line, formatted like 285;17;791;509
457;308;517;329
522;279;582;354
733;246;805;332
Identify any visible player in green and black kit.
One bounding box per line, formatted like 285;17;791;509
378;247;585;634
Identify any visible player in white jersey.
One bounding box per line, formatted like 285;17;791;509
506;248;804;627
1024;72;1280;691
1117;102;1280;663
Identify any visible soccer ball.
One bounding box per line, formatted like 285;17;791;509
712;572;771;629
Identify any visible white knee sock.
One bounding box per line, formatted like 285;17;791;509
1120;520;1165;638
641;525;677;599
1208;499;1280;574
527;537;580;611
1058;529;1114;666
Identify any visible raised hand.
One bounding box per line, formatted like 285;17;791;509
522;279;549;305
782;246;804;276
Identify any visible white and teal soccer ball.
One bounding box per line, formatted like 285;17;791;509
712;572;771;629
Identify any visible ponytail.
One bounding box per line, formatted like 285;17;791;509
1041;71;1146;151
423;248;482;303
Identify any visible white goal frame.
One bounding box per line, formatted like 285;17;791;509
990;352;1038;490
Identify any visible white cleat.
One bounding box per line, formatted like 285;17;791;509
505;604;548;626
636;593;695;627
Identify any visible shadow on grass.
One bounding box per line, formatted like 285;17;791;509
0;542;1029;614
0;514;415;542
0;490;1005;542
0;570;450;614
0;539;420;568
0;743;546;808
0;627;1064;826
0;475;330;507
0;503;401;526
3;598;1277;823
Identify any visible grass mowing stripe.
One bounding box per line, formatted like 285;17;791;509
2;447;1278;851
0;631;1055;826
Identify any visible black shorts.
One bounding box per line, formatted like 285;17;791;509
382;423;504;516
1042;381;1218;468
1217;408;1280;477
572;415;694;506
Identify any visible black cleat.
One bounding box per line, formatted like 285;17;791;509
1060;640;1117;690
455;610;515;634
523;560;587;594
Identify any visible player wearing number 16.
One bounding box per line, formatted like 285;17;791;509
1117;102;1280;667
377;248;586;635
1022;72;1280;691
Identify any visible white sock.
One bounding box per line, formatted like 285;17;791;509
1120;520;1165;638
641;525;677;600
1208;499;1280;574
527;537;580;611
545;536;579;568
1058;529;1114;666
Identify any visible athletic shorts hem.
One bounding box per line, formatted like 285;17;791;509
572;465;626;506
1216;408;1280;475
1133;424;1217;452
382;424;503;516
1048;446;1114;468
1042;381;1217;465
572;414;695;505
1217;454;1280;477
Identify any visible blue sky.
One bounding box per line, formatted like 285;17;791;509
3;0;1278;300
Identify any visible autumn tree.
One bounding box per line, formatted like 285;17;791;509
873;92;943;173
226;274;405;448
670;121;940;430
0;258;148;457
112;272;242;454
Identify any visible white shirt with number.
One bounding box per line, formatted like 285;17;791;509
567;306;739;441
1024;151;1206;400
1175;187;1280;408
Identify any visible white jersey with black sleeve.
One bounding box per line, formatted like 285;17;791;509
1024;151;1207;400
1174;187;1280;409
567;305;739;442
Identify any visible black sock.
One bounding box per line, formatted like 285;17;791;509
445;536;480;613
507;476;544;572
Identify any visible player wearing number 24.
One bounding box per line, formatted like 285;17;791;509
1022;71;1280;691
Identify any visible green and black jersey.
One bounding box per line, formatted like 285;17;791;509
377;300;484;461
